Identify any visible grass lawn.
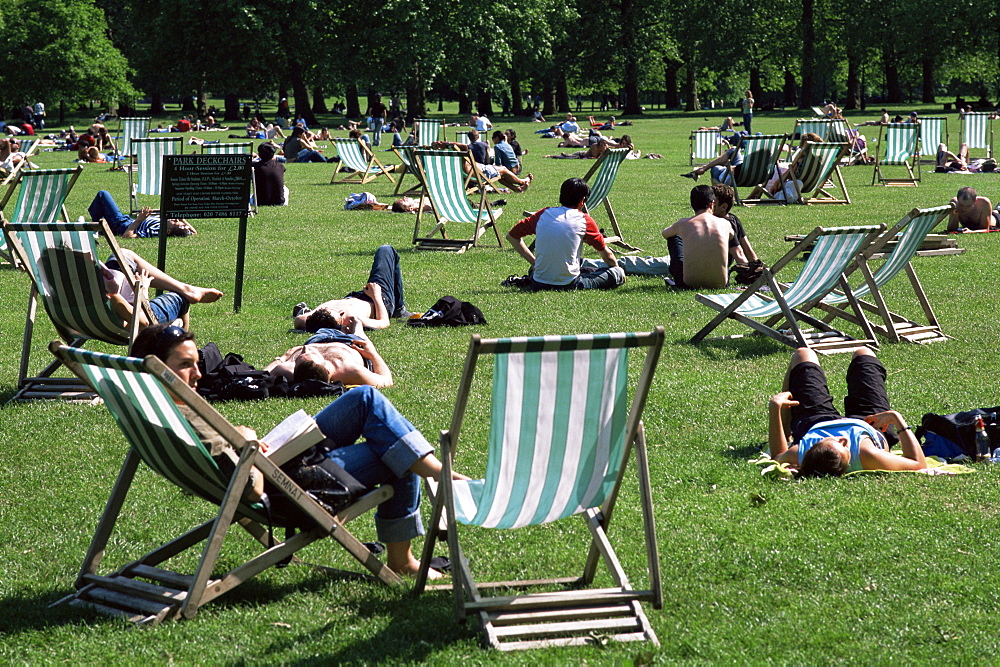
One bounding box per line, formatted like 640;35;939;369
2;104;1000;663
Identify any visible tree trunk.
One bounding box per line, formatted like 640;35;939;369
884;54;902;103
683;54;700;111
921;58;935;103
59;99;65;124
346;83;361;119
783;69;797;107
149;91;165;114
182;96;196;112
312;86;328;113
664;58;681;108
288;60;316;125
620;0;641;115
845;55;861;110
223;94;240;121
555;75;570;113
476;88;493;116
800;0;815;108
541;82;555;116
457;84;471;115
510;73;523;114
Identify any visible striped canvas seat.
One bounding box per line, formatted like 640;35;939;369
455;130;470;145
412;149;502;251
330;137;396;185
201;141;253;154
726;133;787;205
960;112;994;159
691;225;885;354
391;145;423;195
818;205;953;344
128;137;182;211
872;123;919;186
119;117;150;158
795;119;833;140
581;147;638;251
412;118;442;146
782;141;851;204
49;343;400;625
918;116;948;158
0;166;82;263
415;329;664;650
3;219;153;401
690;129;722;164
826;119;850;143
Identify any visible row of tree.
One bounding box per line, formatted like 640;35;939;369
1;0;998;124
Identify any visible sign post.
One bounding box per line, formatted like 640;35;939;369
159;154;253;312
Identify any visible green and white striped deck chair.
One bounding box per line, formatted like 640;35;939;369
918;116;948;162
118;117;150;160
780;141;851;204
2;219;154;401
795;119;834;140
412;149;503;251
690;129;722;165
413;118;442;146
690;225;885;354
1;139;38;186
456;130;470;145
48;343;400;626
391;145;423;195
414;328;664;651
330;137;396;185
581;147;639;251
128;136;183;213
960;112;994;159
0;166;82;264
872;123;919;186
201;141;253;155
724;133;788;205
816;205;953;344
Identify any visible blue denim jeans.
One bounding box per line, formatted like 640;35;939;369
296;148;327;163
345;245;407;317
743;113;753;134
315;386;433;543
89;190;133;236
530;264;625;290
372;118;384;146
148;292;189;324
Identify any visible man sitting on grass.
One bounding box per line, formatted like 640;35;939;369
769;347;927;478
293;245;411;332
660;184;734;289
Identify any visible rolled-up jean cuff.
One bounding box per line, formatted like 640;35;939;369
376;508;425;543
149;292;189;324
382;431;434;479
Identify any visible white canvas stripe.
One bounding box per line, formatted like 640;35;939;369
511;351;560;527
542;348;593;523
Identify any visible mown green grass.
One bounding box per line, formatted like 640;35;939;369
2;104;1000;663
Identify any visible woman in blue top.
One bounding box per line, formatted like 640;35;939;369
768;347;926;478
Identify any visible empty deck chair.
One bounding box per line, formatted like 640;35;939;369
412;149;503;252
795;119;834;140
816;205;953;344
917;116;948;162
128;137;183;213
414;328;664;650
872;123;919;186
330;137;396;185
690;129;722;165
690;225;886;354
960;112;994;159
581;147;640;251
413;118;443;146
0;166;82;264
118;117;151;161
778;141;851;204
49;343;400;625
456;130;470;145
201;141;253;155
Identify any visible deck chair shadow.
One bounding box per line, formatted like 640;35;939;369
391;145;424;196
330;137;396;185
815;205;954;344
723;134;787;205
412;149;503;252
777;141;851;204
959;112;994;160
581;147;640;252
690;225;886;354
0;166;82;265
128;137;183;214
413;118;443;146
414;328;665;651
49;343;402;625
872;123;919;186
2;219;155;401
689;129;722;165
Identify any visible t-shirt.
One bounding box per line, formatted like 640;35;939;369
492;140;519;170
469;140;490;166
176;118;191;132
561;121;580;133
475;116;492;131
253;158;286;205
369;102;387;119
797;418;887;472
508;207;607;286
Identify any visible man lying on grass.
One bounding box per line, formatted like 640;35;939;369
768;347;926;478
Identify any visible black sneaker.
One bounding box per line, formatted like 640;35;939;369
292;302;310;317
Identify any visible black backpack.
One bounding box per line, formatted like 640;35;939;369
197;342;271;401
919;407;1000;459
407;295;487;327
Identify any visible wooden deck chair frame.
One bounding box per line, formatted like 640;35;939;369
872;123;920;186
813;205;954;344
917;116;948;164
48;343;401;625
725;134;788;206
391;145;424;196
413;118;443;146
581;147;640;252
330;137;397;185
690;129;722;165
779;141;851;205
128;137;183;214
0;166;82;265
412;149;503;252
2;219;155;402
413;328;665;651
959;112;994;159
690;225;886;354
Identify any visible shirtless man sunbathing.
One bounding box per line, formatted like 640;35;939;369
660;184;735;289
946;186;998;232
266;318;392;388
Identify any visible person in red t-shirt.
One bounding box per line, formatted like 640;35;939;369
175;117;191;132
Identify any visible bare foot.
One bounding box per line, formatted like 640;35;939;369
184;286;224;303
390;559;445;580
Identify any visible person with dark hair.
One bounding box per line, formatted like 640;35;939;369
491;130;520;173
88;191;197;238
252;142;288;206
769;347;927;479
441;129;533;192
282;125;327;162
131;323;465;579
680;133;745;184
293;245;411;332
946;186;997;231
659;185;733;289
266;320;393;388
505;177;625;290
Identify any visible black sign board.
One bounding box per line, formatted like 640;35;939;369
158;154;254;311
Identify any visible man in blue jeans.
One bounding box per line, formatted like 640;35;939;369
89;190;197;238
366;95;388;147
294;245;412;332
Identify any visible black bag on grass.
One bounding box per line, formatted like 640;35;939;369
918;407;1000;459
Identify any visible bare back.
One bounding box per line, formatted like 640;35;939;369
663;211;733;288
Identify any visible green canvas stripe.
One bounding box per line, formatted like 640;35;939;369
202;143;252;155
134;138;180;195
734;135;784;187
798;144;842;192
121;118;150;156
472;353;515;525
13;170;75;222
963;112;991;148
490;331;640;354
692;130;721;160
417;151;490;223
